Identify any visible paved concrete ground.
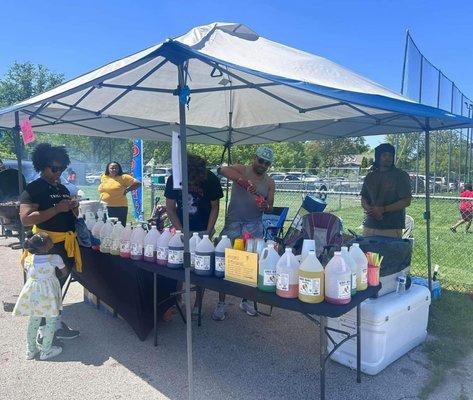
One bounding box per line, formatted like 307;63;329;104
0;236;470;400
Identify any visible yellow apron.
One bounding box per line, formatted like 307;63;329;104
21;226;82;272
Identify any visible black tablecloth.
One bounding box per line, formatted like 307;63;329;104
78;248;380;340
77;248;178;341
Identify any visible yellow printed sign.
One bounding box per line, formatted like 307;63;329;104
224;248;258;287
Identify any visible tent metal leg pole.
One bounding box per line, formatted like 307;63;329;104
224;112;233;215
415;133;420;194
319;316;327;400
177;63;194;400
447;132;452;190
356;304;361;383
424;127;432;293
13;112;25;246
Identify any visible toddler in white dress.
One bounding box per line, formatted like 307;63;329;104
13;232;67;360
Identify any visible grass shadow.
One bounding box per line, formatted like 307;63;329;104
419;289;473;399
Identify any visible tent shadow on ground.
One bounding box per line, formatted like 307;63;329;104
55;289;426;400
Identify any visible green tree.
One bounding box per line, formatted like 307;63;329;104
386;130;470;179
0;62;64;158
305;137;369;171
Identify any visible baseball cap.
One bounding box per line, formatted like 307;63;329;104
256;146;273;164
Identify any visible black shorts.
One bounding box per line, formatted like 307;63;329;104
460;209;473;222
107;206;128;226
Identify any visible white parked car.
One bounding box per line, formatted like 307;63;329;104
85;173;102;185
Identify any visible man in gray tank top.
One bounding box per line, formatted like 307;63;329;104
212;146;275;321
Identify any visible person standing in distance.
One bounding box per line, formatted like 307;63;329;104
361;143;412;238
98;162;141;226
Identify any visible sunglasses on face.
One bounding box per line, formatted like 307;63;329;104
257;157;271;167
49;165;66;173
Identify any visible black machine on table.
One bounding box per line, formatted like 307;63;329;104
0;168;27;243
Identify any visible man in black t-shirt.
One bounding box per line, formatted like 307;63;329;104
164;154;223;235
361;143;412;238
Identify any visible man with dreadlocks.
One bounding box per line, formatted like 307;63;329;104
361;143;412;238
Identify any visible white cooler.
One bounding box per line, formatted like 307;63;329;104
327;284;430;375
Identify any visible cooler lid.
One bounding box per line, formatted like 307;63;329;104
360;284;431;324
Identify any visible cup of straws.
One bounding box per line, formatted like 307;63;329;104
366;252;383;287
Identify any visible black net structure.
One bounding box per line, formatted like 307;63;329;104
400;32;473;186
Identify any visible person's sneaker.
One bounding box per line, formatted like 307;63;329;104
450;227;457;233
36;334;64;348
26;348;39;360
55;322;80;340
239;299;257;316
39;346;62;361
212;301;228;321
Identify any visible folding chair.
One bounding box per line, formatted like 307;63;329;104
262;206;289;241
283;212;344;262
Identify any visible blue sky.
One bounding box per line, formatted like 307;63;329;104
1;0;472;148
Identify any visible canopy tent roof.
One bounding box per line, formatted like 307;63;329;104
0;22;471;144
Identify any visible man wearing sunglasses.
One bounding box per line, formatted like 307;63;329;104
212;146;275;321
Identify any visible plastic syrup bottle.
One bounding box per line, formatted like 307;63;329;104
85;211;96;231
97;208;106;223
298;250;324;304
349;243;368;291
130;224;146;260
214;235;232;278
119;223;133;258
194;234;215;276
156;228;172;266
276;248;300;298
341;246;357;296
258;242;280;292
91;218;104;239
167;230;184;269
189;232;201;270
325;252;351;305
109;221;124;256
143;226;160;262
99;218;115;253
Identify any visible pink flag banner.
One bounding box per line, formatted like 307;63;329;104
20;119;36;145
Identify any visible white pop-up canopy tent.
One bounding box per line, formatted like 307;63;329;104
1;22;472;400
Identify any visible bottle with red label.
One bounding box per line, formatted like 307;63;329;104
143;226;160;262
119;223;133;258
276;248;299;298
130;224;146;261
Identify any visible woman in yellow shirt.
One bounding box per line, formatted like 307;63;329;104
98;162;141;225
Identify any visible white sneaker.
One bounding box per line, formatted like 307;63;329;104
26;348;39;360
212;301;228;321
39;346;62;360
239;299;257;316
